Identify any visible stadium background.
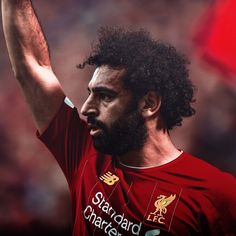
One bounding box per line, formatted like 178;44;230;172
0;0;235;235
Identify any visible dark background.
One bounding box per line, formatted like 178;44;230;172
0;0;235;235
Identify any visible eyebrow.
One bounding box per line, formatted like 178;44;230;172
88;86;118;96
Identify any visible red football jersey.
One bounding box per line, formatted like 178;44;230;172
38;99;236;236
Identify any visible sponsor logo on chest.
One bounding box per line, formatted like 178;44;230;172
146;194;176;225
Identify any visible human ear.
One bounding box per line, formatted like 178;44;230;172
140;91;161;118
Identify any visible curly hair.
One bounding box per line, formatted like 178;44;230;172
78;27;196;130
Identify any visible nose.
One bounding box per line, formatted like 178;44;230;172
81;96;99;117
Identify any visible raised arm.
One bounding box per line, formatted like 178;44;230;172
2;0;65;134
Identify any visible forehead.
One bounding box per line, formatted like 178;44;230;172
88;65;126;90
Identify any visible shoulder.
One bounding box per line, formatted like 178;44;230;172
178;152;234;177
163;152;236;232
180;152;236;199
169;152;235;191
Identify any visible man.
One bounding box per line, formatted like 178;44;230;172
2;0;236;235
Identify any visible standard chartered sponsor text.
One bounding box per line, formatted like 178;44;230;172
83;191;142;235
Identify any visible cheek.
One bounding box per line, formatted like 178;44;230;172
99;106;124;127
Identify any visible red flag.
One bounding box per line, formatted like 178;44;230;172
194;0;236;85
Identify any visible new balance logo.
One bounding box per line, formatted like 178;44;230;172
99;171;119;186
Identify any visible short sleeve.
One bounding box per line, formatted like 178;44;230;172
37;98;96;182
216;172;236;234
207;171;236;235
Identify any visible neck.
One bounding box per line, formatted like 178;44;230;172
118;122;181;168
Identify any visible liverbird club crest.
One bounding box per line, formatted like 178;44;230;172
146;194;176;225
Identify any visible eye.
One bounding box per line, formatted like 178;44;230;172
99;93;114;102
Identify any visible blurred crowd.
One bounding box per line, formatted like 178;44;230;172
0;0;235;235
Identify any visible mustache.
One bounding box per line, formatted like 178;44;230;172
87;116;107;130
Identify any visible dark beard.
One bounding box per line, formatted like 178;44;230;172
88;104;147;156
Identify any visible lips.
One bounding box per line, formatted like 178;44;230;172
88;123;102;137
